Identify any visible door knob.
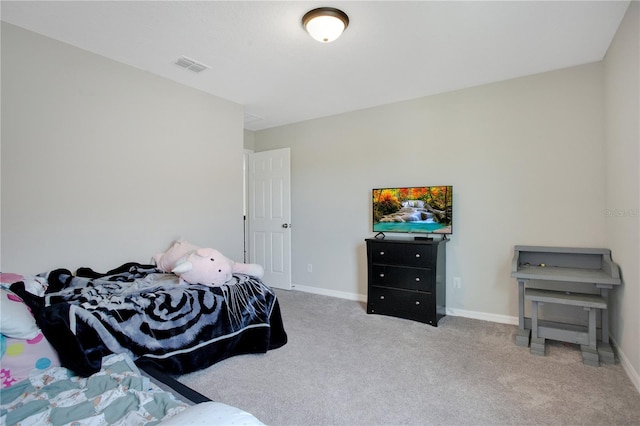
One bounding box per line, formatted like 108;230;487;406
282;223;291;228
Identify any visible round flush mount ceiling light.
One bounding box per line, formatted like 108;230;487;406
302;7;349;43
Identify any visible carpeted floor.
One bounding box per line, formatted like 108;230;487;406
179;289;640;425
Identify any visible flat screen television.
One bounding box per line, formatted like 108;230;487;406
372;186;453;235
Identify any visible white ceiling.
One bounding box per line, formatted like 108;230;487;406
1;1;631;131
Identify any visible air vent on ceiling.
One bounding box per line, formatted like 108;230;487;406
175;56;209;73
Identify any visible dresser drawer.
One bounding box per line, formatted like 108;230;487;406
367;287;436;325
369;242;436;268
371;265;434;292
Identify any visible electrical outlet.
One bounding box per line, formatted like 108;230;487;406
307;264;313;273
453;277;461;289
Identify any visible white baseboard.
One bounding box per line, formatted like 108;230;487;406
290;284;366;303
290;284;640;393
291;285;520;325
445;307;519;325
611;335;640;395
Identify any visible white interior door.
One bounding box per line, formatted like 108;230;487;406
248;148;291;290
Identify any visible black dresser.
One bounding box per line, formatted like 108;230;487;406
366;238;447;326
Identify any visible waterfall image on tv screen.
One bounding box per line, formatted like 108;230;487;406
372;186;453;235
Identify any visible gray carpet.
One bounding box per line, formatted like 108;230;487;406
179;289;640;425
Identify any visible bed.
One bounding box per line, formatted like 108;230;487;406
1;352;264;425
1;265;286;424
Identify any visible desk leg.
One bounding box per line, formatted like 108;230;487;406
531;301;538;339
515;279;531;347
598;287;616;364
600;288;609;344
530;300;546;356
518;280;525;330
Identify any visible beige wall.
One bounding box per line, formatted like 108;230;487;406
604;1;640;390
253;55;638;381
1;23;246;273
255;63;606;318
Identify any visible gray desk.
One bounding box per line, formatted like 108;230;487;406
511;245;621;364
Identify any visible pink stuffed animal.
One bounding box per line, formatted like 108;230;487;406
171;248;264;286
153;240;200;272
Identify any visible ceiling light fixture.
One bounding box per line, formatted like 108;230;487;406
302;7;349;43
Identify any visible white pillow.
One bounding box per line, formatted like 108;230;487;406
159;402;265;426
0;288;40;339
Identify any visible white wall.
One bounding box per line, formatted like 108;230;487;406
604;1;640;390
244;129;256;151
255;63;607;323
1;23;246;273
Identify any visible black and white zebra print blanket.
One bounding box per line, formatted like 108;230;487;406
11;263;287;377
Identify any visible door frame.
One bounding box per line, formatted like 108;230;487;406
243;149;253;263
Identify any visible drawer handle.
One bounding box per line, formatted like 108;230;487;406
415;277;420;282
380;295;385;300
379;251;385;255
415;254;421;258
415;301;420;305
379;273;385;278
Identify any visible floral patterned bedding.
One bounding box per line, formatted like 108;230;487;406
0;353;188;426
